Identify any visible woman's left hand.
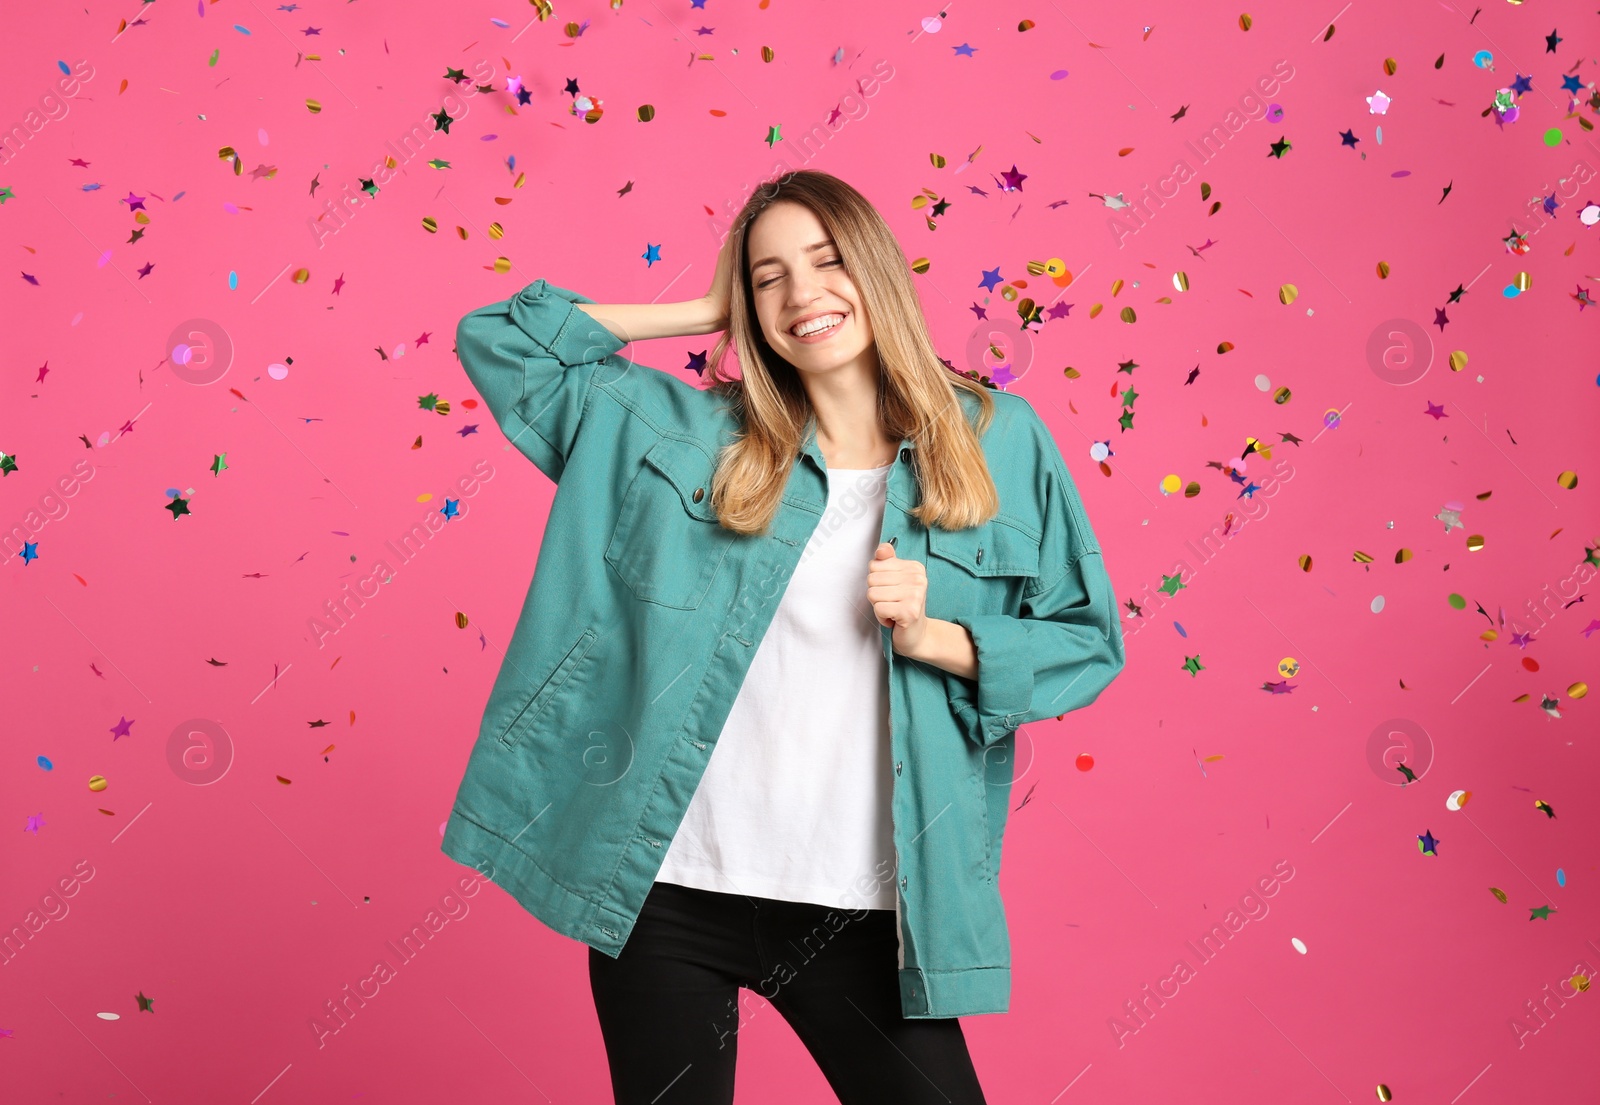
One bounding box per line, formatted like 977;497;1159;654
867;541;928;656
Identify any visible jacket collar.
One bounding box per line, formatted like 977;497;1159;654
795;417;918;513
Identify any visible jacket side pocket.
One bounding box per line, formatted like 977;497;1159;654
498;626;601;751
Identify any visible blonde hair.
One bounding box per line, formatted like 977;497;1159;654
703;169;1001;537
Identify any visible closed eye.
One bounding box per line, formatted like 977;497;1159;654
756;258;842;290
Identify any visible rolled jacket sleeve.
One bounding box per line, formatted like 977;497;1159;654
455;278;626;483
943;428;1126;748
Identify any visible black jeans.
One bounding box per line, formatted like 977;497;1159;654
588;879;989;1105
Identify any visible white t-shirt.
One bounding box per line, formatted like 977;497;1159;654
654;462;899;910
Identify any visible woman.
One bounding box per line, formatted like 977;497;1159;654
441;170;1125;1105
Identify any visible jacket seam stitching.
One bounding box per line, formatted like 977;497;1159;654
451;806;594;900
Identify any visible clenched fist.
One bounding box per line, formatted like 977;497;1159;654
867;541;928;656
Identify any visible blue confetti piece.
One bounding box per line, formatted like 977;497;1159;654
234;24;252;35
1174;621;1187;638
1375;125;1383;145
173;191;185;202
490;17;510;27
228;271;238;290
38;755;53;770
82;182;102;191
58;60;71;75
1556;868;1565;887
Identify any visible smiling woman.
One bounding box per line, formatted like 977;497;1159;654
443;169;1126;1105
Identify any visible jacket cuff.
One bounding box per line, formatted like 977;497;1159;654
947;614;1035;747
509;279;626;368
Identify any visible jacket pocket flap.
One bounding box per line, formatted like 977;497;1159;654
644;435;719;523
928;520;1040;578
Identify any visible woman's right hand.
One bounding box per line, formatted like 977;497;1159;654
701;229;737;332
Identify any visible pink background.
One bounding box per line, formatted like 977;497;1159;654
5;0;1598;1101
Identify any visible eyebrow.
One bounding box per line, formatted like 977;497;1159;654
749;239;837;274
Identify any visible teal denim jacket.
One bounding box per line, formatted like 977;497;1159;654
441;278;1126;1018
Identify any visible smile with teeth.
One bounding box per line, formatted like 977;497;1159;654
789;313;846;339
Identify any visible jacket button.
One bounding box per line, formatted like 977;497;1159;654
900;875;908;890
895;760;902;776
899;448;911;463
693;487;705;503
976;546;984;564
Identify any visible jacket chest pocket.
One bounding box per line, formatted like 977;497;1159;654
925;520;1041;617
605;435;733;610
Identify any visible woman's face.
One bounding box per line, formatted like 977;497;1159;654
745;201;875;376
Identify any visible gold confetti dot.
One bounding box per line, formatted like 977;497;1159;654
1556;471;1578;490
88;774;107;792
1279;283;1298;304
